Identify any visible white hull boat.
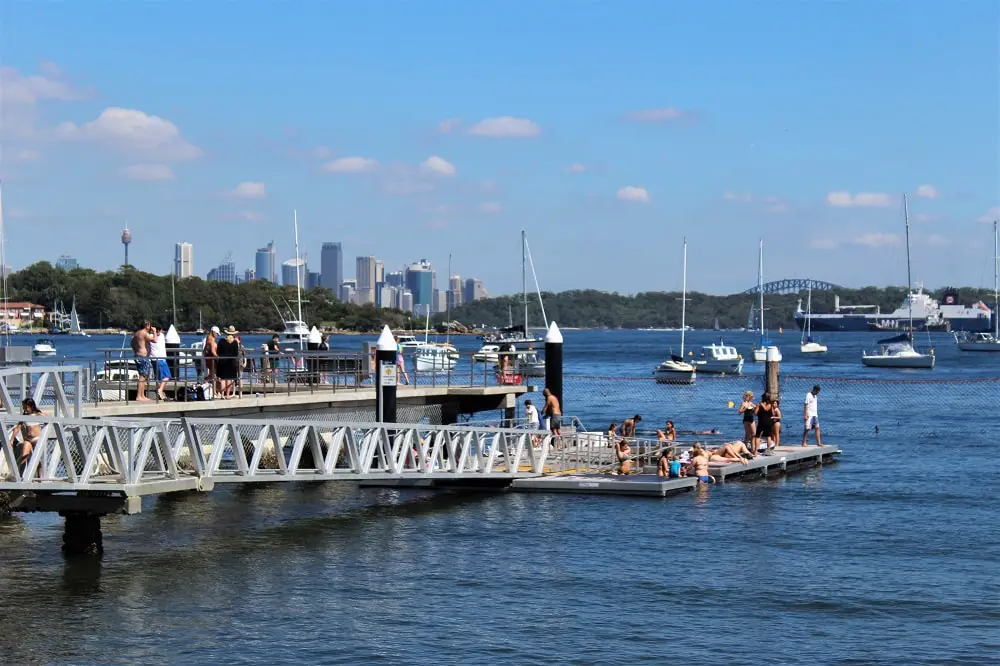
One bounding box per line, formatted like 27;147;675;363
514;352;545;377
956;334;1000;352
473;344;501;363
800;341;828;354
862;343;935;368
281;319;310;341
653;359;696;384
750;240;781;362
32;339;57;356
799;286;827;353
694;342;743;374
956;221;1000;352
414;345;458;372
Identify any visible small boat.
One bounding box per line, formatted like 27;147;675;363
32;338;57;356
67;296;89;337
955;221;1000;352
396;334;428;350
653;238;696;385
473;343;501;363
694;342;744;375
195;310;205;335
414;344;458;372
514;351;545;377
750;240;782;362
861;195;934;369
800;286;828;353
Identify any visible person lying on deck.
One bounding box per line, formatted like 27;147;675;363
707;442;750;465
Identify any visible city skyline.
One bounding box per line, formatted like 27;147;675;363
1;3;997;294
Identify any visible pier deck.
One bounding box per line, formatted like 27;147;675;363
708;444;840;482
511;474;697;497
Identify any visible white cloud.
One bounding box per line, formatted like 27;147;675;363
467;116;541;138
421;155;457;177
478;202;502;213
617;186;650;203
853;232;901;247
11;148;42;163
977;206;1000;223
826;191;893;208
323;156;377;173
914;184;939;199
230;181;267;199
923;233;949;247
0;64;91;140
567;163;589;173
225;210;265;222
57;107;202;161
723;191;754;203
436;118;461;134
623;107;693;123
810;238;839;250
121;164;174;181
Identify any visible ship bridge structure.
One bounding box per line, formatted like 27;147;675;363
742;278;842;295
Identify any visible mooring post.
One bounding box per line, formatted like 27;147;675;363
545;321;564;413
375;325;398;424
765;346;780;399
307;326;322;385
61;511;104;556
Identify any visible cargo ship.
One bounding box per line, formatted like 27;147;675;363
793;286;993;333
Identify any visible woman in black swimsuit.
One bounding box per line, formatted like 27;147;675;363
755;393;774;454
739;391;756;444
770;399;782;451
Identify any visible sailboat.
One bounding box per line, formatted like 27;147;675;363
654;238;697;384
862;195;935;368
955;220;1000;351
799;286;827;353
414;306;457;372
513;232;547;377
67;296;89;336
195;310;204;335
751;240;782;362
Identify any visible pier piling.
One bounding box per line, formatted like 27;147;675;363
61;511;104;557
545;322;564;412
375;325;398;424
765;346;780;399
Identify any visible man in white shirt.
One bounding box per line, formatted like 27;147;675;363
524;399;540;428
801;385;822;446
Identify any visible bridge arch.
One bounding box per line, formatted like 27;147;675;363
742;278;842;295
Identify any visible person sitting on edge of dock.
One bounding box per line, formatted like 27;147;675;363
9;398;44;475
688;444;713;484
615;439;633;475
658;450;684;479
801;385;823;447
657;420;677;442
621;414;641;439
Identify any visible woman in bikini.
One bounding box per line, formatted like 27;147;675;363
9;398;44;475
616;439;633;475
770;399;783;451
738;391;756;445
755;393;774;454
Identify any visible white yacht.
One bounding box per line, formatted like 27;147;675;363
472;343;501;363
750;240;782;362
414;344;458;373
513;351;546;377
800;286;828;353
653;238;696;385
862;194;934;369
955;221;1000;352
32;338;57;356
281;320;310;342
693;342;744;374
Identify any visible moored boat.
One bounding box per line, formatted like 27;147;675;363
693;342;743;375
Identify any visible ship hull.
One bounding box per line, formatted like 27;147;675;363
794;313;992;333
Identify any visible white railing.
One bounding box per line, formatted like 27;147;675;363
0;415;552;495
0;365;85;418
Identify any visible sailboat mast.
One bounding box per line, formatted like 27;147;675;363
758;239;765;339
446;253;452;344
680;237;687;356
994;220;999;337
0;180;8;347
806;286;813;339
294;209;304;350
521;230;528;337
903;194;913;330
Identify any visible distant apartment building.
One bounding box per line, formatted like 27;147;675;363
448;274;463;310
320;242;343;296
255;242;276;283
375;260;384;284
432;289;448;314
339;279;357;304
463;278;486;303
356;255;377;305
307;271;321;290
174;242;194;278
244;268;256;283
0;302;46;329
400;290;414;313
55;255;79;272
405;260;434;313
385;271;405;288
282;258;307;288
207;258;237;284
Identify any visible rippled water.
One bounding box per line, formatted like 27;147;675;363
2;330;999;665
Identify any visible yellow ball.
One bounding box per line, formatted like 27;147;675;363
727;400;735;408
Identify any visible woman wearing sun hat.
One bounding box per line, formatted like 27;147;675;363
216;326;241;399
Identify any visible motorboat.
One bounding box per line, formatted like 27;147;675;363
32;338;57;356
652;238;696;385
414;344;458;372
395;334;428;350
956;221;1000;352
94;359;141;401
861;195;934;369
694;342;743;374
750;240;782;362
281;319;310;342
800;286;828;353
514;351;545;377
862;334;935;368
473;343;501;363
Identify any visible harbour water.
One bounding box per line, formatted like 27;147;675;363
2;330;998;664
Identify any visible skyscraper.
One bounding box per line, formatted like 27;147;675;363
405;260;434;314
255;242;276;283
282;258;307;288
463;278;486;303
386;271;405;288
375;260;384;284
356;255;377;305
174;242;194;278
448;274;463;309
207;256;237;284
321;242;343;296
55;255;79;271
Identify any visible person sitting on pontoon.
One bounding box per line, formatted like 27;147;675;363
616;439;633;475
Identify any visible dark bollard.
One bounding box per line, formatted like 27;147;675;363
375;325;397;424
165;325;181;377
544;321;564;413
61;511;104;556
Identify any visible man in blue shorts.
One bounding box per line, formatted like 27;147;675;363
131;321;156;402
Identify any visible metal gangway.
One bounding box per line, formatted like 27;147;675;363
0;414;553;515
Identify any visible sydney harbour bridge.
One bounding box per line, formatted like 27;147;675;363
741;278;841;295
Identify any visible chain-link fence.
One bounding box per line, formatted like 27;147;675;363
505;373;1000;442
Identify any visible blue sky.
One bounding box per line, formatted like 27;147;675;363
2;1;997;295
